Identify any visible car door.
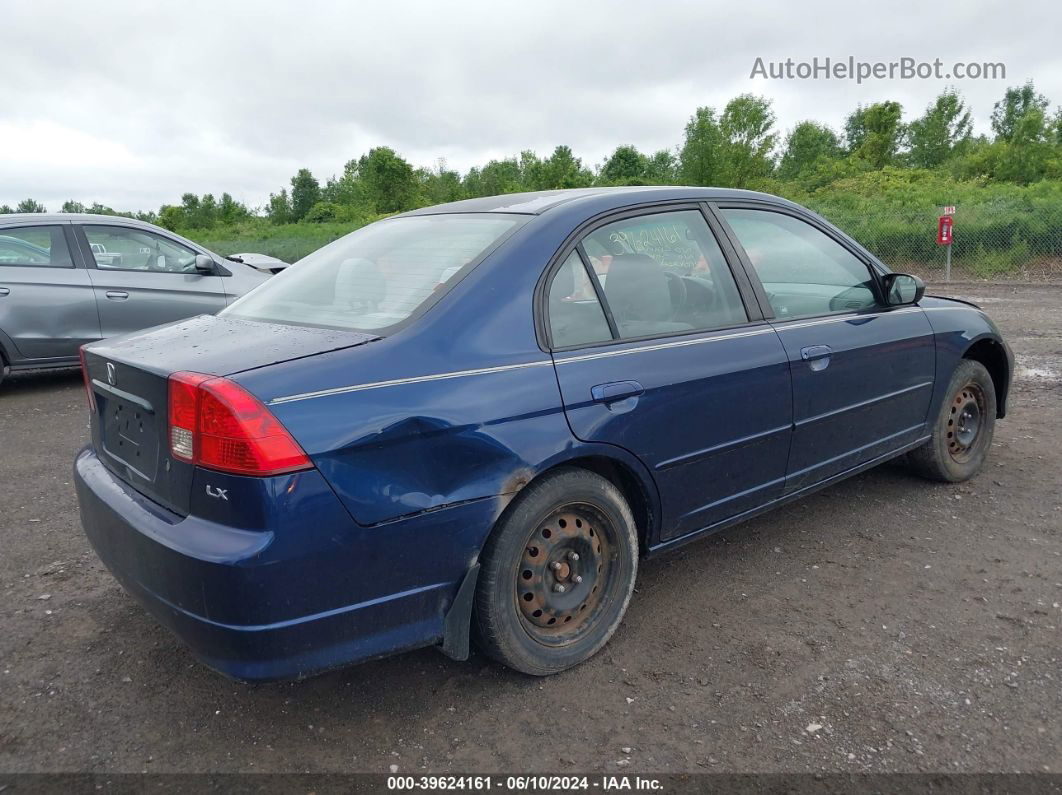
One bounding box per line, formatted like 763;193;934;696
76;223;227;338
546;206;793;542
716;205;936;493
0;223;100;360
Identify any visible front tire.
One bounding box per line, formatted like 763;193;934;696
474;468;638;676
908;359;996;482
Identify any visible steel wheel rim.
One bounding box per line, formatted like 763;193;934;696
515;503;616;647
947;381;986;462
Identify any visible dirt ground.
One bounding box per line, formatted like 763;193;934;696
1;283;1060;776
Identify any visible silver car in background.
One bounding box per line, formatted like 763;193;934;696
0;214;269;387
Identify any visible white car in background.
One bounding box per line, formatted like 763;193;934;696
228;252;289;274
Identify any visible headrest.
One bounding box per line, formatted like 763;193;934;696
604;254;671;321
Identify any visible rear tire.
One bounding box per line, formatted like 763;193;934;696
908;359;996;482
474;468;638;676
0;352;8;390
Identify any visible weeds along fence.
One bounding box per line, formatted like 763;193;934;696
813;203;1062;282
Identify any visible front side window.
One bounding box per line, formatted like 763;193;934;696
547;251;613;348
720;209;878;319
580;210;747;339
0;226;73;268
84;226;200;273
223;214;522;333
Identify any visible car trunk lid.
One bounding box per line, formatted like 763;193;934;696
82;315;378;516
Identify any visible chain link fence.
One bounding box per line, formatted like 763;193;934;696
813;204;1062;283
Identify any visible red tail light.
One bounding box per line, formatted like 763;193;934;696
167;371;311;476
79;346;95;413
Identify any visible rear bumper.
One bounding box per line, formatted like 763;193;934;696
74;447;495;681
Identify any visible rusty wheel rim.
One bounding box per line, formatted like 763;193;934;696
946;381;986;463
515;503;615;646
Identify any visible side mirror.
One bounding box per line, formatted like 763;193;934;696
194;254;216;275
883;273;925;306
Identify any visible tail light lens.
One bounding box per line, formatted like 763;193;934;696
167;371;311;476
79;346;95;413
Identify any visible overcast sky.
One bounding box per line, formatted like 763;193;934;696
2;0;1060;212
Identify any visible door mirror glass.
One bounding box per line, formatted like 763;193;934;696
194;254;215;274
883;273;924;306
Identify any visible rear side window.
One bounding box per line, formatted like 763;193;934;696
223;214;522;333
720;209;878;318
581;210;747;339
547;251;613;348
0;226;73;268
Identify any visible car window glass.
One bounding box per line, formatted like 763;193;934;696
0;226;73;268
581;210;747;339
721;209;878;319
83;226;200;273
224;214;521;333
547;251;613;348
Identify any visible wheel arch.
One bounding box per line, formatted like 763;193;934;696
962;337;1010;418
440;448;660;661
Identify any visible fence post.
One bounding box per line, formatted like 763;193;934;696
940;204;955;282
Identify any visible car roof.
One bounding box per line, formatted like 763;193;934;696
0;213;162;228
399;186;801;217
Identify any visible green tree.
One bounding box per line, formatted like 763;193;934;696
218;192;250;224
467;158;524;197
61;200;87;213
321;159;366;207
357;147;418;213
419;160;465;205
156;205;184;230
266;189;293;224
600;145;648;185
845;101;905;168
679;107;724;185
778;121;842;180
908;89;973;168
15;198;46;213
996;107;1053;183
526;146;592;189
289;169;321;222
644;150;678;184
991;81;1049;142
718;94;777;186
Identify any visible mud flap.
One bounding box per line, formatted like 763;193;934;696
440;563;480;661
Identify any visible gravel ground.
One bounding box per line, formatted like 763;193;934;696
0;283;1059;776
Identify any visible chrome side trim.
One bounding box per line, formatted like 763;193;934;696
553;326;776;365
268;359;554;405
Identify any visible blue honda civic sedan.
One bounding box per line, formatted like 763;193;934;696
75;187;1012;680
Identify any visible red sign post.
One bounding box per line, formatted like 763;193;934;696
937;212;955;281
937;215;953;245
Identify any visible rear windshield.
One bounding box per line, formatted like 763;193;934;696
222;214;523;332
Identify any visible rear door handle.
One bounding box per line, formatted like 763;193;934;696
0;287;9;296
800;344;832;371
105;290;129;300
591;380;644;404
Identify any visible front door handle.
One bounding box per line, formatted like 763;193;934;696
800;344;832;371
591;380;644;404
105;290;129;301
0;287;9;297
